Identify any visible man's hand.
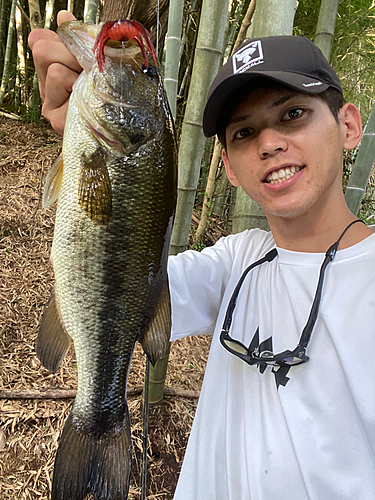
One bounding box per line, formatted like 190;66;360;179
28;11;82;135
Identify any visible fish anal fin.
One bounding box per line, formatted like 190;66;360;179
140;279;171;366
37;287;71;373
51;412;131;500
43;153;64;209
79;148;112;225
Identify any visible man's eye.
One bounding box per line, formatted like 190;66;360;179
282;108;304;121
233;128;252;140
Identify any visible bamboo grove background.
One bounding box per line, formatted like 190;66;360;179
0;0;375;401
0;0;374;232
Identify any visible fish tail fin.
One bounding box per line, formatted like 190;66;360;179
51;413;132;500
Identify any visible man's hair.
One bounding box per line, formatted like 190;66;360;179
217;79;346;149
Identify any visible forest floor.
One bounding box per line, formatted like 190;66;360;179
0;116;227;499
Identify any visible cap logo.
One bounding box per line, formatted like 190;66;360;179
233;40;264;74
302;81;322;87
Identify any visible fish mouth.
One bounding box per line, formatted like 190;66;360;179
264;165;305;184
94;20;157;72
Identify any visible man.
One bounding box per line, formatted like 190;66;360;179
29;12;375;499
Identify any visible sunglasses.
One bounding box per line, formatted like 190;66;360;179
220;220;363;370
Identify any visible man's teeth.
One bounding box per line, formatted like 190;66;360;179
266;166;301;184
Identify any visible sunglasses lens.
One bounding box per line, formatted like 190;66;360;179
283;355;305;365
223;339;248;355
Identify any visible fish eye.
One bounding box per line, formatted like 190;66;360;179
142;64;158;78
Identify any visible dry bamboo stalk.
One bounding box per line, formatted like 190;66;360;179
0;386;200;400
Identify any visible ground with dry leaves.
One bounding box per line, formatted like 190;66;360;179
0;117;213;499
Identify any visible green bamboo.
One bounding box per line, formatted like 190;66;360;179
44;0;55;29
163;0;184;120
212;164;230;215
0;0;17;106
314;0;339;61
170;0;230;255
147;0;184;404
28;0;43;30
28;0;55;115
232;0;297;234
223;0;245;61
345;103;375;216
0;0;11;74
196;0;257;242
84;0;99;24
147;344;171;404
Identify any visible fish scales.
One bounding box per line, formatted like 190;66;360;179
37;20;177;500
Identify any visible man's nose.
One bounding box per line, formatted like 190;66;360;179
257;128;288;158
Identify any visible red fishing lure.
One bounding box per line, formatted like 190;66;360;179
94;20;157;72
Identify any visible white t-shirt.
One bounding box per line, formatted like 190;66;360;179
168;228;375;500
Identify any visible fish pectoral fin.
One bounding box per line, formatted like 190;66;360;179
79;148;112;225
43;153;64;209
37;287;71;373
140;279;171;366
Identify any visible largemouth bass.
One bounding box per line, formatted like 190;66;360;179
37;19;177;500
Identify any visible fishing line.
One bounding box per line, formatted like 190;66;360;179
142;5;160;497
141;357;150;500
156;0;160;58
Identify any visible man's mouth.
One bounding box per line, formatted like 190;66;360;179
265;165;304;184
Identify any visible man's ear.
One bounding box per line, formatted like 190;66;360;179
222;149;240;187
340;103;362;150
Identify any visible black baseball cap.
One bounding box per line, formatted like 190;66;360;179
203;36;343;137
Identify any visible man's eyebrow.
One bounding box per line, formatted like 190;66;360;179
227;93;302;127
227;114;251;127
271;93;298;108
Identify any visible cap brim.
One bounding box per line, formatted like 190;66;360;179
203;71;329;137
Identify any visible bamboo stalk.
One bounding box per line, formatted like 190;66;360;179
170;0;230;255
0;0;17;106
194;0;257;244
232;0;297;234
0;0;11;73
163;0;184;120
345;103;375;215
193;139;222;244
43;0;55;30
147;0;184;405
84;0;99;24
0;386;201;400
314;0;340;61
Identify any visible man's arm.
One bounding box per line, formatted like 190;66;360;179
28;10;82;135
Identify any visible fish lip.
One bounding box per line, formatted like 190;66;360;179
263;163;305;182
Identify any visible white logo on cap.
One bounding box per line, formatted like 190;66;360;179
302;81;322;87
233;40;264;74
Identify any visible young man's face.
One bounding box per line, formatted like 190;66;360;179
222;86;360;223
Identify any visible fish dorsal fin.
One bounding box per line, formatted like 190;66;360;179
43;153;64;209
140;279;171;366
79;148;112;225
37;287;71;373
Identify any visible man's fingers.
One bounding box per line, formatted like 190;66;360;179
28;28;60;50
42;100;70;136
30;39;82;99
57;10;76;26
44;62;78;111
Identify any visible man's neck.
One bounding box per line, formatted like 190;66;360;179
267;206;373;253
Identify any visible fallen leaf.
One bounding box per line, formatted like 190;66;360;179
0;429;7;450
